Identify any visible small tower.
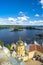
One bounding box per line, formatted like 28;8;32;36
11;42;16;51
16;38;25;57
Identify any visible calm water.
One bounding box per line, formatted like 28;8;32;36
0;29;43;46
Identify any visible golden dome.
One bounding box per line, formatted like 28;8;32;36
16;38;24;46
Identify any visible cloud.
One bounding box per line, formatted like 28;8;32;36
0;18;8;25
28;20;43;26
8;12;29;25
19;11;25;16
40;0;43;8
0;17;43;25
35;14;40;17
0;11;43;25
17;15;29;21
16;15;29;25
0;16;29;25
8;17;17;22
19;11;23;14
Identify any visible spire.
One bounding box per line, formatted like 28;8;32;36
16;37;24;45
18;37;22;42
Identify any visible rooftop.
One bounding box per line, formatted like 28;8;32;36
16;38;24;46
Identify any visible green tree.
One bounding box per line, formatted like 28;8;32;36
6;44;11;51
0;41;3;47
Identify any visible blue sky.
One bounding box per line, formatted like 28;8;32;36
0;0;43;25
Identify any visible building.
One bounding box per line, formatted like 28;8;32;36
11;39;29;61
11;43;16;51
3;46;10;57
29;41;43;59
0;49;12;65
9;56;25;65
12;51;17;58
29;41;43;53
16;38;25;57
0;45;2;49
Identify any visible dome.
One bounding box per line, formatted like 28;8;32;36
11;43;16;50
16;39;24;46
3;46;10;54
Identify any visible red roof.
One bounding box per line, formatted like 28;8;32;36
29;44;43;53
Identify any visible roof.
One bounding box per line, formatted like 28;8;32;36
0;45;2;49
34;41;40;46
0;50;13;65
12;51;16;54
3;46;10;54
16;39;24;46
9;56;25;65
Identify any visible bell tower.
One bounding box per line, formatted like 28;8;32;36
16;38;25;57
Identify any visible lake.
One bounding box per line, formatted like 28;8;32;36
0;29;43;46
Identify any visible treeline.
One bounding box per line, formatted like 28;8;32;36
0;25;10;29
0;40;11;51
0;25;42;30
36;33;43;38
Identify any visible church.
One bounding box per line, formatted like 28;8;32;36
11;38;29;61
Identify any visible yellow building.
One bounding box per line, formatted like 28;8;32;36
16;38;25;57
11;43;16;51
11;38;29;61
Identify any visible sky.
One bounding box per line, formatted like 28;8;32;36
0;0;43;25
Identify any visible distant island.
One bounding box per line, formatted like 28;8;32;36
0;25;42;31
36;33;43;38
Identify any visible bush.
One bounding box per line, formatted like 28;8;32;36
6;44;11;51
0;41;3;47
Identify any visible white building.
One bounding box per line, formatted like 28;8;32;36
3;46;10;57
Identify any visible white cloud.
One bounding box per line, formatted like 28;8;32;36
0;12;43;25
17;15;29;21
40;0;43;8
35;14;40;17
0;18;8;25
19;11;23;14
0;16;29;25
8;12;29;25
16;16;29;25
0;17;43;25
8;17;17;22
7;11;29;25
42;6;43;8
19;11;25;16
28;20;43;26
8;17;15;21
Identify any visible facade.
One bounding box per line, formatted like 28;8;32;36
16;39;25;57
11;39;29;61
12;51;17;58
29;44;43;53
11;43;16;51
0;49;12;65
3;46;10;57
29;41;43;59
0;45;2;49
